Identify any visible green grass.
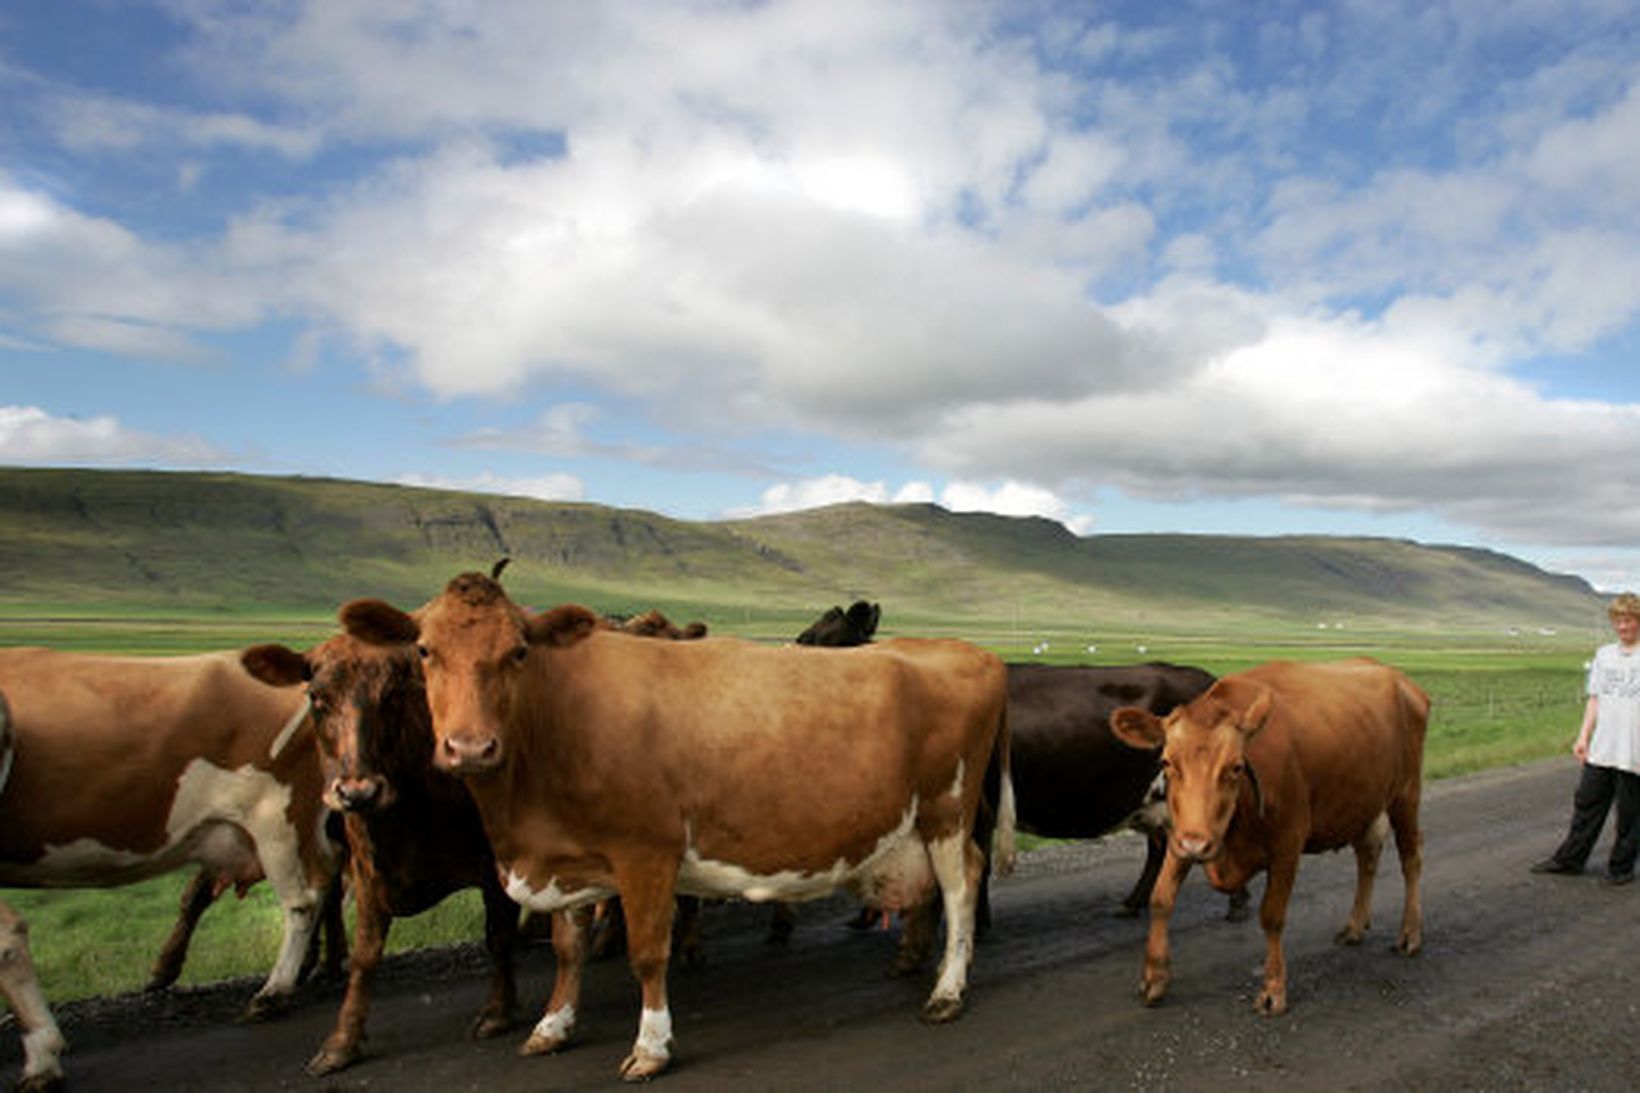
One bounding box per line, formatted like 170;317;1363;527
0;611;1596;1003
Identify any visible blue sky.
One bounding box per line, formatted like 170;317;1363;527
3;1;1639;592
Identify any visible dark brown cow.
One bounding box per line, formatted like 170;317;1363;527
0;648;341;1019
1110;658;1429;1015
974;662;1233;929
0;693;66;1093
341;572;1014;1081
242;631;520;1075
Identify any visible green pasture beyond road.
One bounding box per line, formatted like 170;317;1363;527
0;607;1602;1003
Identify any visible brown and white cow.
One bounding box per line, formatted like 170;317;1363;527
341;571;1015;1081
0;647;341;1019
1;692;66;1093
1110;658;1429;1015
242;630;521;1076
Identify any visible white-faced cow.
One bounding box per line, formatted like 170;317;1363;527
340;572;1014;1081
0;647;341;1020
241;629;521;1076
1;693;66;1093
1110;658;1428;1015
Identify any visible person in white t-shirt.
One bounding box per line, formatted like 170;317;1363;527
1532;592;1640;885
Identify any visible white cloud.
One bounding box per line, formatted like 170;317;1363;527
396;470;585;504
0;405;229;466
727;474;1092;534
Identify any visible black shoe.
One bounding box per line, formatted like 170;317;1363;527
1605;869;1634;887
1530;858;1583;875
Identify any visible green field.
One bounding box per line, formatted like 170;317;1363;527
0;607;1597;1003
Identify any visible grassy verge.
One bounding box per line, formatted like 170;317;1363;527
0;610;1592;1002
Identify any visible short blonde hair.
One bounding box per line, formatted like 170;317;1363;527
1608;592;1640;621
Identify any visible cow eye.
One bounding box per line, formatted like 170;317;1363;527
416;643;431;660
510;644;529;665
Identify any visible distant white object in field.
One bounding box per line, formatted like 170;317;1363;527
1135;644;1148;655
1085;644;1098;654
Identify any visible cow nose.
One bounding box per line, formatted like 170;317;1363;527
441;731;501;771
333;776;383;812
1175;833;1215;861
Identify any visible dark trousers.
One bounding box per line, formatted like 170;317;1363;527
1552;763;1640;875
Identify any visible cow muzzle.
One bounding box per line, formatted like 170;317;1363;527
328;774;393;813
1172;832;1220;863
439;731;502;774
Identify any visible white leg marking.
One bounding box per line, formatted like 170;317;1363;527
926;833;976;1008
634;1006;673;1062
21;1022;66;1083
533;1004;577;1042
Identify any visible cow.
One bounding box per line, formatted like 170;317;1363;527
241;630;521;1076
1;692;66;1093
791;604;1234;927
795;601;880;647
1109;658;1428;1015
0;901;63;1093
0;647;342;1020
339;571;1015;1081
975;662;1240;929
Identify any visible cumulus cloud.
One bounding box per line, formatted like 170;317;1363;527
0;405;229;466
396;470;585;504
3;2;1640;563
729;474;1092;534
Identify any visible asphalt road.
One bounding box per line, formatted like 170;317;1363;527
16;756;1640;1092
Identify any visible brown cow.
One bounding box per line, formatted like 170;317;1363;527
0;900;64;1093
0;647;341;1019
242;631;521;1075
1;693;66;1093
1109;658;1428;1015
340;571;1014;1081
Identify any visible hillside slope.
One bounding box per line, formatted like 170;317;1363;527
0;467;1604;629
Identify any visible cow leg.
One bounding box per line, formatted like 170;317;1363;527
1255;848;1300;1016
473;880;520;1039
892;900;937;976
922;833;983;1023
614;867;679;1082
240;821;332;1020
674;896;705;966
1389;790;1424;956
1139;852;1188;1006
147;868;218;991
1122;831;1167;918
1337;812;1388;946
308;863;390;1076
244;896;321;1020
767;901;798;944
0;904;66;1093
520;906;589;1056
301;870;349;984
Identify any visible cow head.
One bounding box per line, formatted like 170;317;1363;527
340;572;601;776
1109;676;1273;864
242;632;428;813
795;600;881;646
612;609;708;641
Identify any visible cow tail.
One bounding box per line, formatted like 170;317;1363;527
992;706;1018;877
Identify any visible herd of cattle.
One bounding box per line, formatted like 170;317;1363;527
0;564;1430;1089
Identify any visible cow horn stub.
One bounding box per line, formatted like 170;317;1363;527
491;557;512;582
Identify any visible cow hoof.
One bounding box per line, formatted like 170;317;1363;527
1254;988;1287;1016
1334;925;1367;946
1114;902;1143;919
471;1007;514;1040
1140;982;1168;1007
240;992;288;1023
306;1042;360;1077
618;1049;670;1081
16;1072;65;1093
520;1031;569;1057
921;994;965;1023
1396;931;1423;956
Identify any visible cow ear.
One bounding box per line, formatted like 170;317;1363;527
340;599;421;646
242;644;310;687
527;604;602;648
682;621;708;640
1110;706;1165;750
1214;677;1274;738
